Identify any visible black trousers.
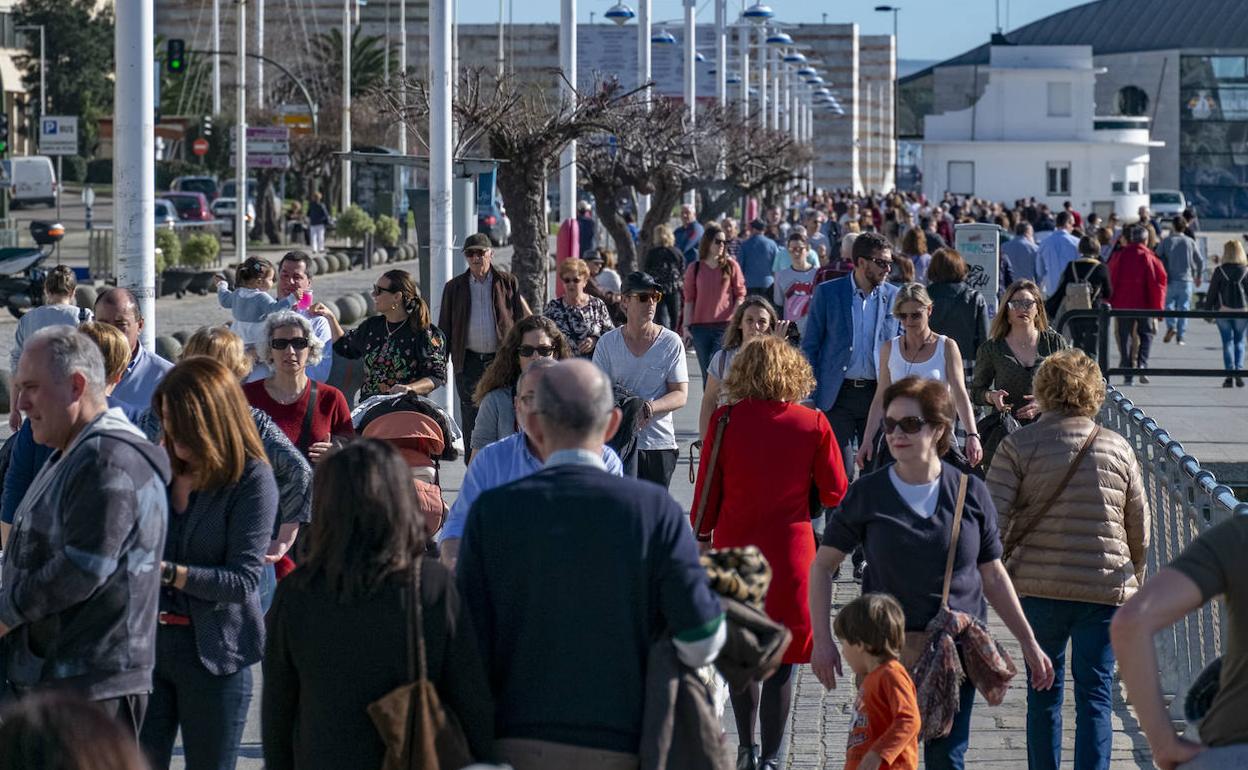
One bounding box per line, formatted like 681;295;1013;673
654;290;682;332
456;351;495;461
1116;318;1154;373
637;449;679;489
824;381;877;481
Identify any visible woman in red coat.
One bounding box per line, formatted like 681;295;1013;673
691;335;848;770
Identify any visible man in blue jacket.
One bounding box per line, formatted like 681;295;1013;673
738;218;780;299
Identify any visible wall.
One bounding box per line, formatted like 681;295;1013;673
1094;49;1180;191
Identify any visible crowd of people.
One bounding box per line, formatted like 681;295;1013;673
0;183;1242;770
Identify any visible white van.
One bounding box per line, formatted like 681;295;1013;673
2;156;57;208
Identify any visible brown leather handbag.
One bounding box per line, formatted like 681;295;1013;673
367;559;474;770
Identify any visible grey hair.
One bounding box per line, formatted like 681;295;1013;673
893;282;933;313
1127;224;1148;244
534;361;614;439
255;310;325;366
26;326;106;397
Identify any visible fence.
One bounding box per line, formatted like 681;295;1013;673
1057;306;1248;380
88;221;225;281
1097;385;1248;723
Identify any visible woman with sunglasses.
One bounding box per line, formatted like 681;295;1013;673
469;315;573;455
543;258;614;358
971;280;1070;469
244;311;355;462
810;377;1054;770
312;269;448;401
855;283;981;471
683;223;746;381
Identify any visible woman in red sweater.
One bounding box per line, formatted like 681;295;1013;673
691;335;848;770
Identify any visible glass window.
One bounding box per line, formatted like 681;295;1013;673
1047;162;1071;196
1112;181;1124;193
1212;56;1247;81
1129;181;1141;193
1047;82;1072;117
947;161;974;195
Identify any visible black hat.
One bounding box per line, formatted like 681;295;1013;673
750;218;766;231
463;233;492;251
621;271;662;294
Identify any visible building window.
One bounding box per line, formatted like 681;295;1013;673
1111;181;1124;193
1117;86;1150;117
1047;162;1071;195
1129;181;1141;193
947;161;974;196
1047;82;1073;117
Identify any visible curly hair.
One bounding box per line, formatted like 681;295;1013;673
723;335;815;404
473;315;572;404
1033;348;1105;417
720;296;778;350
256;310;326;369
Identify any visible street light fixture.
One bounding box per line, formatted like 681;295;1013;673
741;2;774;24
765;30;793;46
875;4;901;191
651;28;677;45
797;66;816;78
605;1;636;24
783;51;806;64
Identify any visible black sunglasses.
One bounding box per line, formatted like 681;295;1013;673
884;416;928;435
270;337;310;351
518;344;556;358
896;311;926;321
372;284;399;295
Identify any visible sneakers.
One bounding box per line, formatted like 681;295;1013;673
1224;377;1234;388
1239;378;1246;388
1139;375;1151;384
1164;328;1177;343
852;560;866;582
1177;337;1186;345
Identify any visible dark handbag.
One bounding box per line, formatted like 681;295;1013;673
366;559;473;770
976;408;1021;468
1001;426;1100;565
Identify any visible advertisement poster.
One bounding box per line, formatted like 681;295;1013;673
955;223;1001;318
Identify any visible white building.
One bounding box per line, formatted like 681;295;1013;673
920;45;1161;218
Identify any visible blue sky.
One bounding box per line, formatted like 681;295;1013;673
458;0;1093;63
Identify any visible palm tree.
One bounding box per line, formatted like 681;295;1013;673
308;27;398;100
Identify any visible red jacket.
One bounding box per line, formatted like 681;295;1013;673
1108;243;1167;310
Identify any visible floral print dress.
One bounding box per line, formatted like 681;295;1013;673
543;296;614;356
332;315;448;399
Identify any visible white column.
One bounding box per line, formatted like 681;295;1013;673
738;23;749;120
211;0;221;114
256;0;264;109
781;58;790;134
115;0;156;350
682;0;696;206
397;0;407;157
235;0;248;263
341;0;352;213
430;0;453;411
637;0;651;223
757;28;767;128
496;0;505;78
714;0;726;106
769;42;779;130
849;24;861;193
558;0;576;223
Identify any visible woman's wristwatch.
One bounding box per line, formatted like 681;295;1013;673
161;561;177;587
641;401;654;420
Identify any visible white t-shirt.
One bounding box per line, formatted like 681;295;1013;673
592;326;689;451
888;466;941;519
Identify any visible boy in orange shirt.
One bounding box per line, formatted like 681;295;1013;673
834;593;920;770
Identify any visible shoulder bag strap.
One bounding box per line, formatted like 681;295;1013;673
1002;425;1101;563
940;474;970;609
413;557;429;681
691;407;732;538
296;380;319;451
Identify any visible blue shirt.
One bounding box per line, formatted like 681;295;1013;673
847;281;885;380
110;345;174;413
0;419;54;524
675;221;704;261
1035;231;1081;296
438;431;623;542
738;234;780;289
1002;236;1039;283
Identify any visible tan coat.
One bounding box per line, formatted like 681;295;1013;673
986;414;1149;606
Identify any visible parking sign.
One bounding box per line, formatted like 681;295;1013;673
40;116;78;156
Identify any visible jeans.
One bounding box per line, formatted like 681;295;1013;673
259;563;277;614
1177;743;1248;769
1021;597;1118;770
140;628;253;770
1217;317;1248;371
1166;279;1193;337
1115;318;1154;374
924;677;977;770
456;351;495;462
688;323;727;382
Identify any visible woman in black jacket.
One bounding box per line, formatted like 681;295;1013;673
1045;235;1112;358
926;248;989;382
1204;239;1248;387
263;439;495;769
643;224;687;330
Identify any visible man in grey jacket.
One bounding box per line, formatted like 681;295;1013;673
0;326;170;733
1157;216;1205;345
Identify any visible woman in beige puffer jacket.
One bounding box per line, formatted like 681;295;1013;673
985;348;1149;770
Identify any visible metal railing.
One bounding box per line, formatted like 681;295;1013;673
1097;386;1248;721
1057;306;1248;380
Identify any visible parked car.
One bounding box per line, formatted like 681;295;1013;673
478;200;511;247
154;198;178;229
162;191;213;222
2;156;57;208
221;179;257;203
1151;189;1188;220
171;175;220;202
212;196;255;242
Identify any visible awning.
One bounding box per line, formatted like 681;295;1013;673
0;48;28;94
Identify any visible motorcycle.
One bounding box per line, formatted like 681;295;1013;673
0;220;65;319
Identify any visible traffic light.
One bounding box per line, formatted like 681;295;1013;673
166;39;186;74
0;114;11;155
202;114;213;137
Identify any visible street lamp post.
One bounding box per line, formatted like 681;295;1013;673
874;4;900;192
714;0;726;106
559;0;576;223
638;0;651;221
341;0;352;213
682;0;695;206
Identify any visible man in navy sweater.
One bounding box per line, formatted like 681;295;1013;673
457;360;725;769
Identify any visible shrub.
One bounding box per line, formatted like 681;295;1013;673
60;156;88;183
336;204;375;244
85;158;112;184
181;233;220;268
155;228;181;269
375;214;400;247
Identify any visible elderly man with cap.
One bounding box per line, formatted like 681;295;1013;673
738;218;781;301
439;233;531;459
592;272;689;488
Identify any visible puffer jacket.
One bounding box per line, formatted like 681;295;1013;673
985;414;1149;606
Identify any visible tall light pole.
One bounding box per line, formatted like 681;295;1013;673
737;21;749;121
341;0;352;213
236;0;248;263
875;4;900;191
398;0;407;160
714;0;726;106
558;0;576;223
682;0;696;206
113;0;155;350
212;0;221;113
256;0;265;108
429;0;452;410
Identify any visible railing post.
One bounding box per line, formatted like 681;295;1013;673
1097;304;1112;375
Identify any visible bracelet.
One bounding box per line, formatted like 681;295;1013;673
966;433;980;438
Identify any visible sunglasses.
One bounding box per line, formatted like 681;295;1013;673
713;238;727;245
270;337;310;351
561;276;584;284
628;291;663;303
518;344;556;358
868;257;894;270
1007;298;1037;311
884;416;928;435
465;249;488;258
896;311;926;321
372;284;399;295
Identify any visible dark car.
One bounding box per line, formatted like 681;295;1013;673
162;191;213;221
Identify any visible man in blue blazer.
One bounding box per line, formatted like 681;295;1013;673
801;231;900;479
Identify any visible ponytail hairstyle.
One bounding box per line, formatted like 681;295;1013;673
381;269;431;332
236;256;276;288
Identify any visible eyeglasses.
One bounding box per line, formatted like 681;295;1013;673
628;291;663;303
713;238;727;245
868;257;894;270
465;249;488;258
896;311;926;321
270;337;311;351
518;344;556;358
883;416;928;435
372;284;399;295
1007;298;1037;311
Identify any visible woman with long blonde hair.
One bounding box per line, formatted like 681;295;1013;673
1203;240;1248;387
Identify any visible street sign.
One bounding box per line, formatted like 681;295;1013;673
192;138;210;156
229;126;290;168
39;116;78;156
955;223;1002;318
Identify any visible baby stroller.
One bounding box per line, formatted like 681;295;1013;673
354;393;460;540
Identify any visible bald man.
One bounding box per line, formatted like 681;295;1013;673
93;288;173;412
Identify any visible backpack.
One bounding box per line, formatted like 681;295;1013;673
783;276;815;321
1213;265;1248;310
1062;260;1097;312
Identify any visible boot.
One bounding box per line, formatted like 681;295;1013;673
736;744;760;770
